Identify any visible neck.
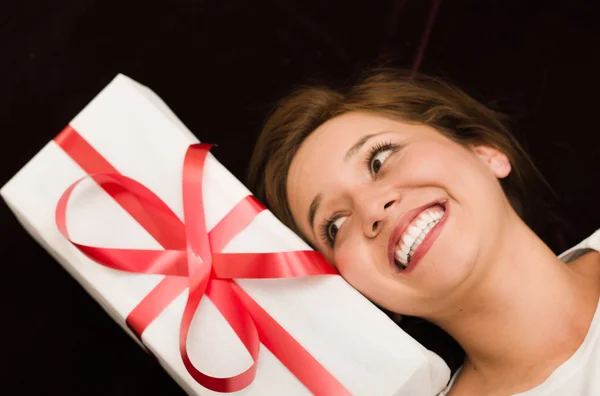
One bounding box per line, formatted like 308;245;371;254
431;217;599;387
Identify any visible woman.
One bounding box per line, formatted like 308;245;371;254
248;69;600;395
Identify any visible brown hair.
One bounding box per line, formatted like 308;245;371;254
249;68;556;237
247;68;561;372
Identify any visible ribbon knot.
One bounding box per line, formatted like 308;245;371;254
54;128;349;395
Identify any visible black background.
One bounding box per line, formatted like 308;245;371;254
1;0;599;394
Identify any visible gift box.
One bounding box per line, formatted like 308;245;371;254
1;74;450;395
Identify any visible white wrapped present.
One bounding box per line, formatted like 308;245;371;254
1;74;450;395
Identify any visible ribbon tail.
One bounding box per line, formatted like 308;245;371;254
212;251;338;279
127;276;189;337
209;196;265;252
230;282;351;396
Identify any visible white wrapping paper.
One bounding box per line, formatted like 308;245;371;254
1;74;450;395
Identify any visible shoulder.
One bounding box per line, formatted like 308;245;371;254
442;363;491;396
561;229;600;283
570;250;600;279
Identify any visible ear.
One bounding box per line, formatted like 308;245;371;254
473;145;511;179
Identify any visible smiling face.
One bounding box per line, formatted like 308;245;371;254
287;111;514;318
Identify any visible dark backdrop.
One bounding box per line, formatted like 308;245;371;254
1;0;599;394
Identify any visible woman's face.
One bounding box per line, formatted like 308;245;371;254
286;111;513;318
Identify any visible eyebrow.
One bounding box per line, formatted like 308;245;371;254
308;131;390;236
344;131;389;161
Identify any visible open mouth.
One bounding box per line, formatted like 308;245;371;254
388;200;448;273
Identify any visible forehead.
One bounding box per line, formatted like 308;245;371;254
292;112;400;167
309;111;400;144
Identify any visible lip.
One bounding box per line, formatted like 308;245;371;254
387;199;449;275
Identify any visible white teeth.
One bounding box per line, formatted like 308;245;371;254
407;225;422;238
411;235;425;252
394;208;446;268
395;250;408;263
402;233;415;247
394;250;408;269
416;219;428;229
421;212;433;222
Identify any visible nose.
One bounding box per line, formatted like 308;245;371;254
358;194;397;238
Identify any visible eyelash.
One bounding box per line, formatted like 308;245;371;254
319;214;339;248
364;140;397;175
319;140;399;248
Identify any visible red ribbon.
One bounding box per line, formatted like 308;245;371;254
54;126;350;395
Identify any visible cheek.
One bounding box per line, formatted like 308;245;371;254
334;239;380;293
399;142;495;204
391;142;459;186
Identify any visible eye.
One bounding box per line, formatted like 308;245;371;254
371;150;393;174
367;141;397;175
328;216;346;240
319;215;347;247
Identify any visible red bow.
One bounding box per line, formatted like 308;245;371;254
54;127;349;395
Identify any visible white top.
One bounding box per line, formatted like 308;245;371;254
439;229;600;396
